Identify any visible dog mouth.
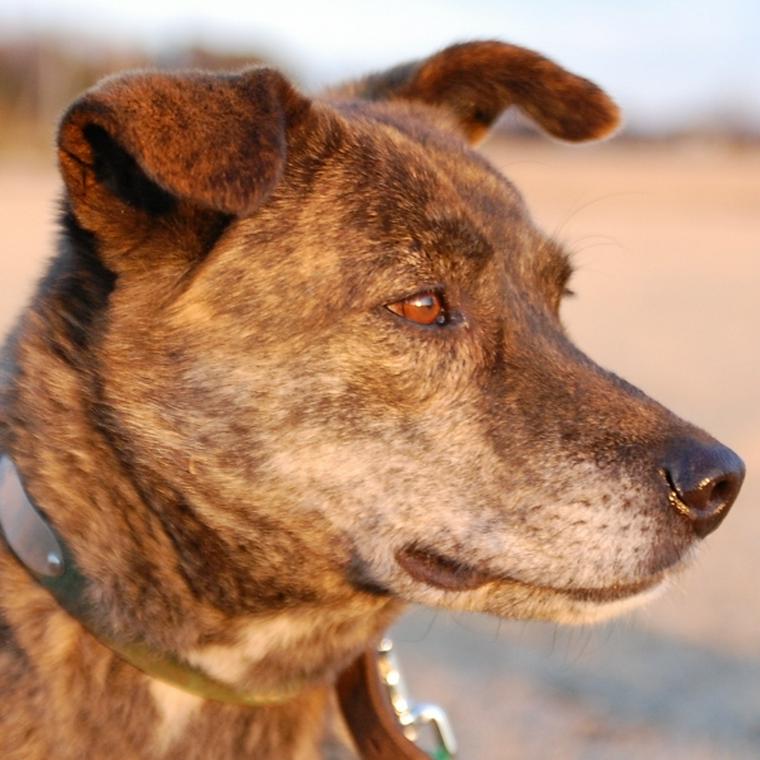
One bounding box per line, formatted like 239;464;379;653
395;545;494;592
395;545;664;603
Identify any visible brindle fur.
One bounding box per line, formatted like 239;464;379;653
0;41;736;758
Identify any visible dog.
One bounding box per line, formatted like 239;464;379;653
0;40;745;759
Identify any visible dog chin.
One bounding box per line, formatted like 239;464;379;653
391;544;680;625
399;574;670;626
546;582;668;625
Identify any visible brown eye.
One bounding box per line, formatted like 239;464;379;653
386;291;447;326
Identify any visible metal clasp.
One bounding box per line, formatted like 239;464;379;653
377;638;458;759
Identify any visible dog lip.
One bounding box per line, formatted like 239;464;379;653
395;545;665;601
523;574;665;603
395;545;493;591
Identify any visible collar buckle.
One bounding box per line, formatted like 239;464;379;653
377;637;458;759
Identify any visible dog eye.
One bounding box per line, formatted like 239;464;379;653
386;291;447;326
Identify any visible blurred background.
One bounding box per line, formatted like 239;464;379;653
1;1;758;758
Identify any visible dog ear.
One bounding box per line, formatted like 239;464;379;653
343;40;619;143
58;67;310;248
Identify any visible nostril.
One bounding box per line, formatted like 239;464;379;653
683;471;740;517
707;475;736;513
663;441;745;537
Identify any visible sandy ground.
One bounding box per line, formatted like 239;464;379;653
1;139;759;758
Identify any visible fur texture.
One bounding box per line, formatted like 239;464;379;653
0;40;742;759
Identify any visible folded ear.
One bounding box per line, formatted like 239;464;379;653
343;40;619;144
58;67;310;248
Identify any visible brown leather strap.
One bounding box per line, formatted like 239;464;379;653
337;648;429;760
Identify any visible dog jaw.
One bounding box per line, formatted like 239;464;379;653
389;560;674;625
179;599;401;695
394;543;668;599
477;572;672;626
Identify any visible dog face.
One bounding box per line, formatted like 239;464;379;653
54;42;743;629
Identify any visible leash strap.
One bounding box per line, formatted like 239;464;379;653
337;647;430;760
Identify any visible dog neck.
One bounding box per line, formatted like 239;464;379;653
0;224;406;692
0;453;432;759
0;454;309;706
0;308;410;756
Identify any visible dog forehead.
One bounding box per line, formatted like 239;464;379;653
287;102;532;267
334;101;524;211
220;103;565;310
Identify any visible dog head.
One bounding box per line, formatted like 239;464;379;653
54;41;743;628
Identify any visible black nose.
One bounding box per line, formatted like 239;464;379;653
664;441;745;537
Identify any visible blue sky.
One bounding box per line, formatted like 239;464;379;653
2;0;759;129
